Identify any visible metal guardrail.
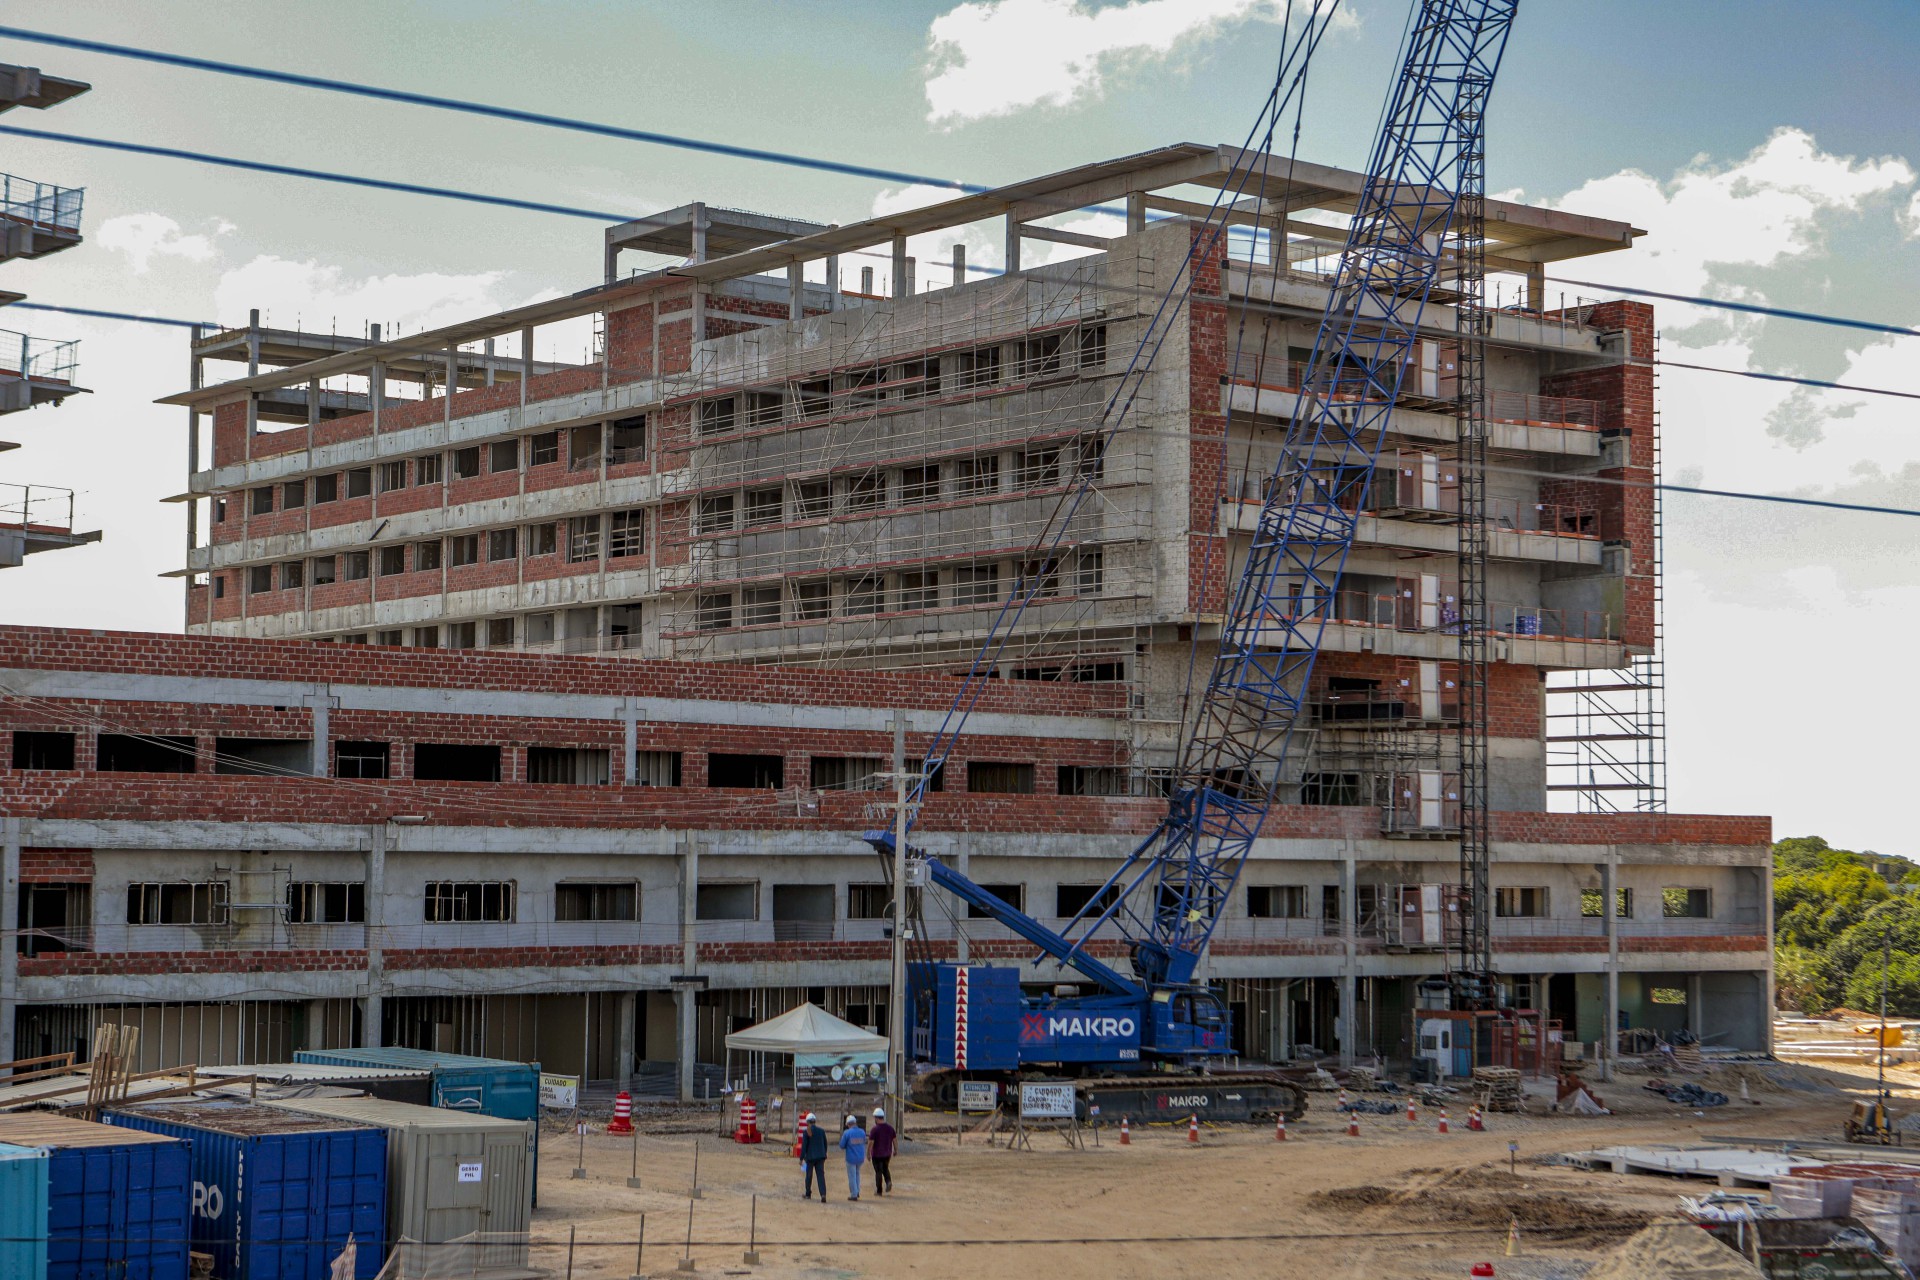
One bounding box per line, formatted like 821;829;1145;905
0;329;79;382
0;172;84;232
0;482;75;532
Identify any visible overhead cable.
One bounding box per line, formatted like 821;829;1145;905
0;24;981;193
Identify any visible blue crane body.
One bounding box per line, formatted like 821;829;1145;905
868;0;1517;1080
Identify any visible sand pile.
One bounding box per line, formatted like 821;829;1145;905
1585;1223;1762;1280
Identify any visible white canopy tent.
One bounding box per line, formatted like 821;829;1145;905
725;1002;888;1057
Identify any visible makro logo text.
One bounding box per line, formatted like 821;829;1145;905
1047;1015;1135;1039
191;1181;225;1221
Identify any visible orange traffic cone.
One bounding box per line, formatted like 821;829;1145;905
1437;1107;1450;1134
1505;1217;1522;1257
1406;1097;1417;1123
1347;1112;1360;1138
1469;1104;1484;1132
1275;1114;1287;1142
1187;1114;1200;1144
1119;1116;1131;1145
1337;1087;1349;1111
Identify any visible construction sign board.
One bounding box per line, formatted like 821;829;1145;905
958;1080;1000;1113
1019;1082;1076;1118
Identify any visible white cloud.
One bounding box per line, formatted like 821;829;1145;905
96;213;220;274
922;0;1342;125
211;257;510;341
1903;189;1920;238
1534;128;1912;327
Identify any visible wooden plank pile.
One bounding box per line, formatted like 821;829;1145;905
1472;1066;1523;1112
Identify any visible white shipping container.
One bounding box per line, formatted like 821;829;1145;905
257;1095;534;1258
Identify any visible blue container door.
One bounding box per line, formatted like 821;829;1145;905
47;1142;190;1280
0;1143;49;1280
242;1129;387;1280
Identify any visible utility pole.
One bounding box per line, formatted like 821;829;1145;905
884;714;918;1129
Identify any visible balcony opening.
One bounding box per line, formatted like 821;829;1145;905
556;881;638;922
1055;883;1120;918
11;730;75;770
847;883;891;920
967;883;1025;919
966;761;1034;794
632;750;683;787
773;883;834;939
696;881;757;921
424;880;515;923
287;881;366;924
1058;765;1126;796
413;743;501;782
708;752;783;789
127;881;229;926
97;734;196;774
17;882;90;957
810;756;884;791
335;741;390;779
214;737;313;777
1247;885;1309;919
527;746;611;785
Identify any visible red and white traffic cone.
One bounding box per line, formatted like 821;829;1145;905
1275;1114;1287;1142
1437;1107;1450;1134
1187;1114;1200;1144
1119;1116;1131;1145
1347;1112;1360;1138
1469;1104;1484;1132
608;1090;634;1135
735;1095;762;1144
1407;1097;1418;1123
1338;1087;1350;1111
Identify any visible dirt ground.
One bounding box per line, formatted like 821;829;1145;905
518;1057;1918;1280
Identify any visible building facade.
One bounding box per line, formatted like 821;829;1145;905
0;142;1761;1084
1;627;1768;1086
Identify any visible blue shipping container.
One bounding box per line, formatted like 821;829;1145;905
293;1048;539;1120
0;1141;50;1280
0;1111;191;1280
106;1099;387;1280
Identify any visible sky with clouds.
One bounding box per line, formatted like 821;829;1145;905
2;0;1916;853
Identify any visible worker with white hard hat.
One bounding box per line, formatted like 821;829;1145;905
798;1111;830;1201
869;1106;898;1197
839;1110;869;1201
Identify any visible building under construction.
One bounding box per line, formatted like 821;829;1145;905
0;60;99;569
0;144;1765;1085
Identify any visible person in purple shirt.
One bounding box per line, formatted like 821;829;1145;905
868;1107;898;1196
838;1112;868;1200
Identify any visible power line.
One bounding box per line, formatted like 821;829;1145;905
1551;276;1920;340
0;125;630;222
11;301;211;328
0;24;982;194
1650;357;1920;403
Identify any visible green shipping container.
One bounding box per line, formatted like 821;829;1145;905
0;1141;50;1280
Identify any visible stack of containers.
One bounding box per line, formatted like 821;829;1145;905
1852;1184;1920;1271
0;1112;191;1280
0;1142;50;1280
255;1095;534;1268
105;1098;388;1280
292;1048;543;1199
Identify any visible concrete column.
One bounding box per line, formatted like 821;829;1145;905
690;203;709;344
616;990;636;1089
0;818;20;1064
787;261;804;322
1338;850;1357;1068
620;700;639;785
1004;218;1022;275
443;348;457;423
891;235;909;300
363;824;388;1049
483;338;495;387
306;381;319;426
1526;262;1546;312
1760;861;1776;1056
1126;191;1147;235
519;326;533;408
304;690;334;778
951;243;967;288
1600;848;1619;1082
825;254;840;309
677;836;701;1102
368;322;383;432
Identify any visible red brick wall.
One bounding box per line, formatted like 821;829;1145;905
1542;300;1657;650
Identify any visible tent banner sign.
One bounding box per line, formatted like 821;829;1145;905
795;1051;885;1091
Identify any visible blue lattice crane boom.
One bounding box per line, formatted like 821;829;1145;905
871;0;1518;1079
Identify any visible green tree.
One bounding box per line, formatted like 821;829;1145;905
1841;951;1920;1019
1775;944;1834;1015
